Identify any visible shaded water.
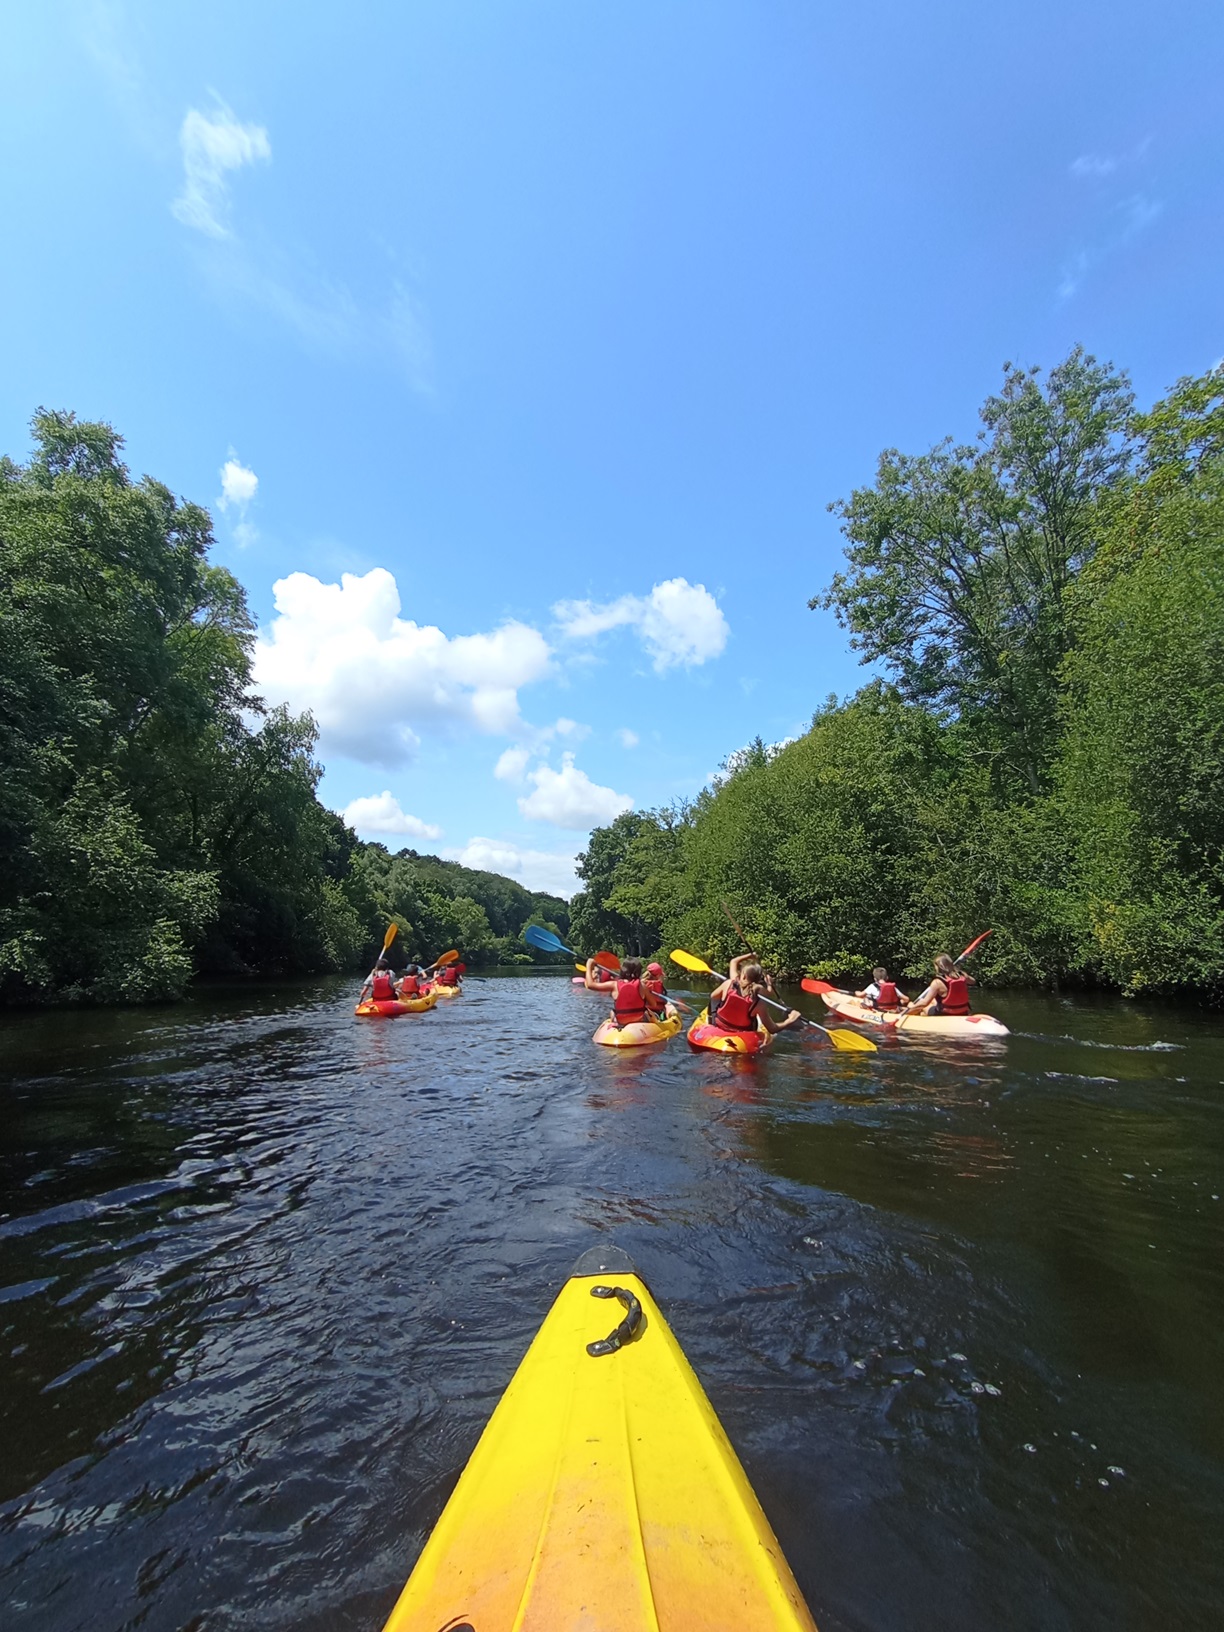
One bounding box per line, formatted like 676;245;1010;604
1;974;1222;1630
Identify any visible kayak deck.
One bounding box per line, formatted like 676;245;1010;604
382;1246;816;1631
806;984;1008;1038
593;1005;682;1046
687;1006;771;1053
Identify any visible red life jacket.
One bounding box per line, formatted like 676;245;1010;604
875;980;901;1009
940;974;970;1015
399;974;420;996
711;985;758;1032
646;976;666;997
613;979;649;1024
371;971;396;1001
435;967;458;986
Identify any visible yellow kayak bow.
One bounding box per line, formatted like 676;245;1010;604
382;1245;818;1631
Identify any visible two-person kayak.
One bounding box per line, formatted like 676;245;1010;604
593;1005;683;1047
380;1245;817;1631
803;981;1009;1038
355;992;438;1018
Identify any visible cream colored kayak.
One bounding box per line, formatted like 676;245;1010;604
805;982;1009;1037
381;1246;818;1631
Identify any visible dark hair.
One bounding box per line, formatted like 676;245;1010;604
935;953;956;978
376;956;390;969
873;966;887;982
621;957;642;980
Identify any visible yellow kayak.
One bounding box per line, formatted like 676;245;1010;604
427;983;462;999
592;1003;682;1047
686;1006;771;1054
355;992;437;1018
381;1246;818;1631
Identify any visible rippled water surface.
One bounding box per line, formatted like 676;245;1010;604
2;974;1223;1630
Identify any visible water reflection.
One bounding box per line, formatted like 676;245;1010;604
1;975;1222;1630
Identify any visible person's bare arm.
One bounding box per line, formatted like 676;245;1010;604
906;979;942;1014
585;957;616;992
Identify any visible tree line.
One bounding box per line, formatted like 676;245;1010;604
569;351;1224;1000
0;412;567;1005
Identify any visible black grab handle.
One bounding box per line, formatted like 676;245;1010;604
586;1284;643;1356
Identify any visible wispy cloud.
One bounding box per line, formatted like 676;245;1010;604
1070;153;1118;180
168;97;433;392
1058;135;1162;303
172;100;270;239
217;453;259;547
554;578;729;673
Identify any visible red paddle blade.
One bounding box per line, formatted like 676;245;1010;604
801;978;839;995
453;963;466;975
593;951;621;972
956;929;993;963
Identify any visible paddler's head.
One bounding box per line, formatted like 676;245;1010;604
740;962;763;990
621;957;642;981
935;954;955;977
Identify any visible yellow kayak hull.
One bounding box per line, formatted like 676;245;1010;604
382;1247;817;1632
355;992;437;1017
592;1004;682;1046
686;1006;771;1054
428;983;462;998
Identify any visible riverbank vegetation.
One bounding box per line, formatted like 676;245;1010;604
569;352;1224;999
0;412;566;1005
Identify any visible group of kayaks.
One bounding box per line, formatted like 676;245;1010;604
354;979;464;1019
581;975;1008;1050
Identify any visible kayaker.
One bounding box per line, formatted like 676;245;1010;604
856;966;907;1011
585;956;666;1026
709;955;801;1036
904;954;975;1017
433;964;461;988
360;957;398;1004
397;963;425;997
644;961;667;999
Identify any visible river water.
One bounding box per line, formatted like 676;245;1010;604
1;973;1221;1631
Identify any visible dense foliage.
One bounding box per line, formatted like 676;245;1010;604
0;413;567;1004
568;357;1224;1000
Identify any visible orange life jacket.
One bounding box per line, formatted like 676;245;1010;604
399;974;421;996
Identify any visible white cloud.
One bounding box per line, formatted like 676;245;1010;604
517;753;632;829
341;791;441;840
445;837;579;898
494;745;532;783
172;101;270;239
1070;154;1118;179
219;457;258;510
252;568;552;768
615;727;639;749
554;577;729;672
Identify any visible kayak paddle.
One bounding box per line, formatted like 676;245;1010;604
670;951;877;1053
525;924;619;971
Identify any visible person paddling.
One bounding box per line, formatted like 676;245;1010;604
433;963;461;989
904;954;975;1018
709;955;802;1037
397;963;425;997
644;961;667;1000
360;956;399;1004
856;966;907;1011
586;956;666;1027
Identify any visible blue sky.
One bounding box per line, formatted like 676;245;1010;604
3;1;1222;896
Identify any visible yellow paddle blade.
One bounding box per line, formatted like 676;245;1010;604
575;963;587;973
382;923;399;951
670;949;714;975
825;1026;877;1053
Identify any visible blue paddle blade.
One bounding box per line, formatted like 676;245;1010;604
524;924;573;955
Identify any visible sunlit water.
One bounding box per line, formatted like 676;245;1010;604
1;974;1222;1630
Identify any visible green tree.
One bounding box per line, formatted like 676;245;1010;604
817;350;1134;792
